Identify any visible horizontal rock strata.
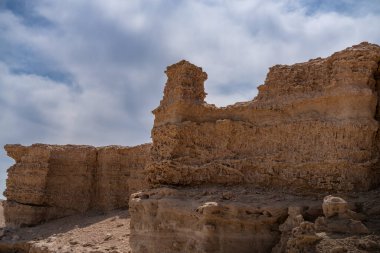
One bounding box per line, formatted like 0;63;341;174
3;42;380;253
148;42;380;192
4;143;150;227
130;187;291;253
130;42;380;253
130;186;380;253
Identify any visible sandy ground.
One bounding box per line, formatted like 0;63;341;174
0;202;131;253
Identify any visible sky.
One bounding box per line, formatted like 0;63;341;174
0;0;380;198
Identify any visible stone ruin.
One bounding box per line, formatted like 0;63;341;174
2;42;380;252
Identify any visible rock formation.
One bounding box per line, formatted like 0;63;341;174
2;42;380;253
130;187;311;253
315;195;369;234
129;187;380;253
148;42;380;191
4;143;150;227
130;42;380;253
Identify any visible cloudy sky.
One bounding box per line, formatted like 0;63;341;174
1;0;380;197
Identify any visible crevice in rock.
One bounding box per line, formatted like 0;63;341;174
374;61;380;188
374;61;380;120
270;217;288;253
89;149;99;210
9;200;51;208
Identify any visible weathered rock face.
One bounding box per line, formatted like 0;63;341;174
96;145;151;212
4;143;150;227
130;187;292;253
148;42;380;192
129;187;380;253
3;42;380;253
130;42;380;253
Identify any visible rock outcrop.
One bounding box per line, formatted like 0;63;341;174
131;42;380;253
130;187;291;253
271;206;307;253
148;42;380;192
3;42;380;253
279;194;378;253
4;143;150;227
315;195;369;235
130;187;380;253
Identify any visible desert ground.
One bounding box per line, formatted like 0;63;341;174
0;201;132;253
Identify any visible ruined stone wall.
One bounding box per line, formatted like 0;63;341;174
3;143;150;227
148;42;380;192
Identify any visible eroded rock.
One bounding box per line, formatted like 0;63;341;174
322;195;348;218
148;42;380;192
285;222;321;253
316;195;369;235
3;42;380;253
129;187;289;253
132;42;380;253
272;207;305;253
3;144;150;227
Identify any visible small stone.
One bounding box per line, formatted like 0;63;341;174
69;239;79;245
104;233;113;241
46;236;56;243
322;195;348;218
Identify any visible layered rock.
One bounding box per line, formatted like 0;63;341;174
130;187;293;253
130;187;380;253
131;42;380;253
96;145;151;211
4;143;150;227
3;42;380;252
148;42;380;192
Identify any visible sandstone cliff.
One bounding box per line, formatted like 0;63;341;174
4;143;150;227
130;42;380;253
2;42;380;253
148;42;380;192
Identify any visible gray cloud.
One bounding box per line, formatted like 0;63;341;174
1;0;380;197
